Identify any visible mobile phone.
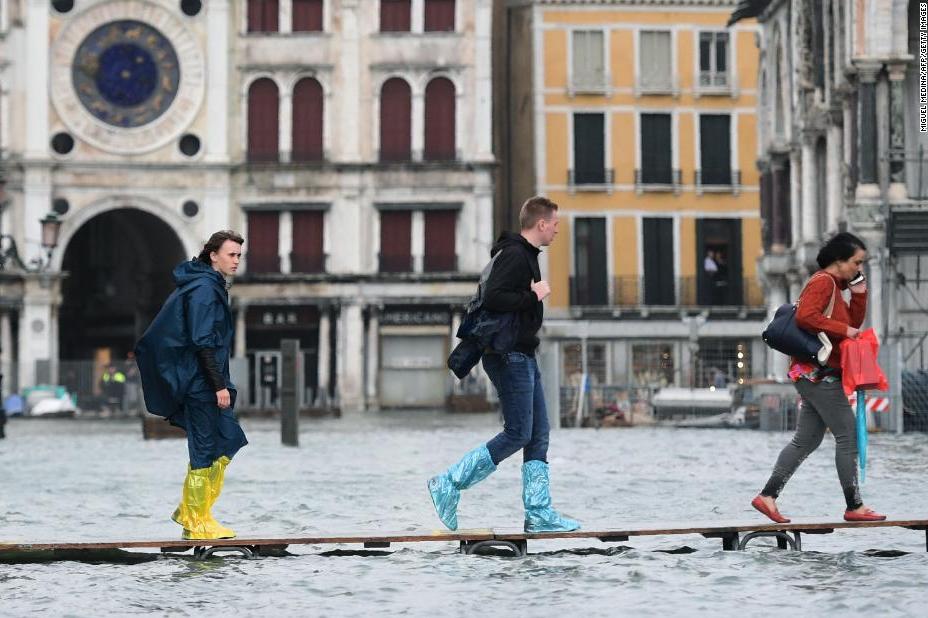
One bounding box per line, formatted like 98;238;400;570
849;272;866;286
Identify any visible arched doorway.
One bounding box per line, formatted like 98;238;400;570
59;208;186;361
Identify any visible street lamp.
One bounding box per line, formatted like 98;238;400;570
0;212;63;272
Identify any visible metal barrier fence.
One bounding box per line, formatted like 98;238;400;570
559;384;655;428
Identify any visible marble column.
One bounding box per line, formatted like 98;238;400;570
0;309;11;397
800;132;818;243
234;300;247;358
337;303;364;410
318;307;331;403
887;62;908;198
17;274;61;391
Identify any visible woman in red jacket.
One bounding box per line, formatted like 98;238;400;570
752;232;886;523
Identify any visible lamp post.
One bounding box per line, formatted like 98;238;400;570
0;212;62;272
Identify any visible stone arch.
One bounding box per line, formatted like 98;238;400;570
53;195;198;273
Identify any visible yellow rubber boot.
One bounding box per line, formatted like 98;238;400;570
208;456;232;508
171;464;191;526
175;467;236;540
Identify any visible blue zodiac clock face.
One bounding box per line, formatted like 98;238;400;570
52;1;205;154
72;20;180;128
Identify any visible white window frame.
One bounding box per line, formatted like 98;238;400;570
694;111;738;193
568;28;611;97
634;29;678;97
567;110;613;193
695;30;735;96
634;110;679;194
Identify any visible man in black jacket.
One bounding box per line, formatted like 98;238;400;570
428;196;580;532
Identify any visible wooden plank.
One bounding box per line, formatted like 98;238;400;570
491;518;928;541
2;519;926;553
0;529;496;552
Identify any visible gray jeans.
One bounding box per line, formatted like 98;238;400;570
761;378;863;510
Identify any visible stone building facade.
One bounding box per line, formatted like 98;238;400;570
731;0;926;388
0;0;495;411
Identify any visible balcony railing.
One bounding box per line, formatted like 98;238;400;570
379;252;413;273
289;252;327;274
568;168;614;191
635;168;682;193
423;253;458;273
568;276;764;308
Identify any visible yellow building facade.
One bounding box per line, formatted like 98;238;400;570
500;0;767;408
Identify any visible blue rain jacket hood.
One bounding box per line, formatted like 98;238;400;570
135;259;236;427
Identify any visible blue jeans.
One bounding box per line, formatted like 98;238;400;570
483;352;550;465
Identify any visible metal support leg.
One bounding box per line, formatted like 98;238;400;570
738;531;801;551
460;540;527;558
702;531;740;551
193;546;256;560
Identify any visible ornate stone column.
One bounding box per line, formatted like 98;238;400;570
887;61;909;199
854;61;882;198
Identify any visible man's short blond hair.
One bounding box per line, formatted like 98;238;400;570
519;196;559;230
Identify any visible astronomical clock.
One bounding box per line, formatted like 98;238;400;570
51;1;205;154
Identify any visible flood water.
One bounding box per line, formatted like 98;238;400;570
2;412;927;616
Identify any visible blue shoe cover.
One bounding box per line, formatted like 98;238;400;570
428;444;496;531
522;460;581;533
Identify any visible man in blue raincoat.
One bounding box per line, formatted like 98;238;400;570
135;230;248;540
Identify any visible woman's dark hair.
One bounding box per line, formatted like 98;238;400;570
197;230;245;264
816;232;866;269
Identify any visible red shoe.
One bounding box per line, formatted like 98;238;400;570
844;508;887;522
751;495;791;524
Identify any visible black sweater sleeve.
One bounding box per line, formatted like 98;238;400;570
482;249;537;312
195;348;226;392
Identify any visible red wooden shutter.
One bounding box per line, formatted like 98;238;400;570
263;0;279;31
246;211;280;273
380;78;411;161
247;0;279;32
380;0;411;32
424;77;455;160
292;78;324;161
379;210;412;272
424;0;455;32
291;211;325;273
247;78;280;162
292;0;323;32
424;210;456;271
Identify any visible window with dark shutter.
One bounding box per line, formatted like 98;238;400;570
424;78;455;161
380;0;411;32
291;211;325;273
642;218;674;305
292;78;324;162
247;78;279;162
699;114;731;185
424;210;457;271
247;0;279;33
380;78;412;161
246;211;280;273
379;210;412;272
572;218;608;305
640;114;672;184
573;113;605;184
424;0;455;32
292;0;323;32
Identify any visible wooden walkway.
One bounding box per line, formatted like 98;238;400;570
2;518;926;560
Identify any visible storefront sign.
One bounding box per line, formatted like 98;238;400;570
380;307;450;326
